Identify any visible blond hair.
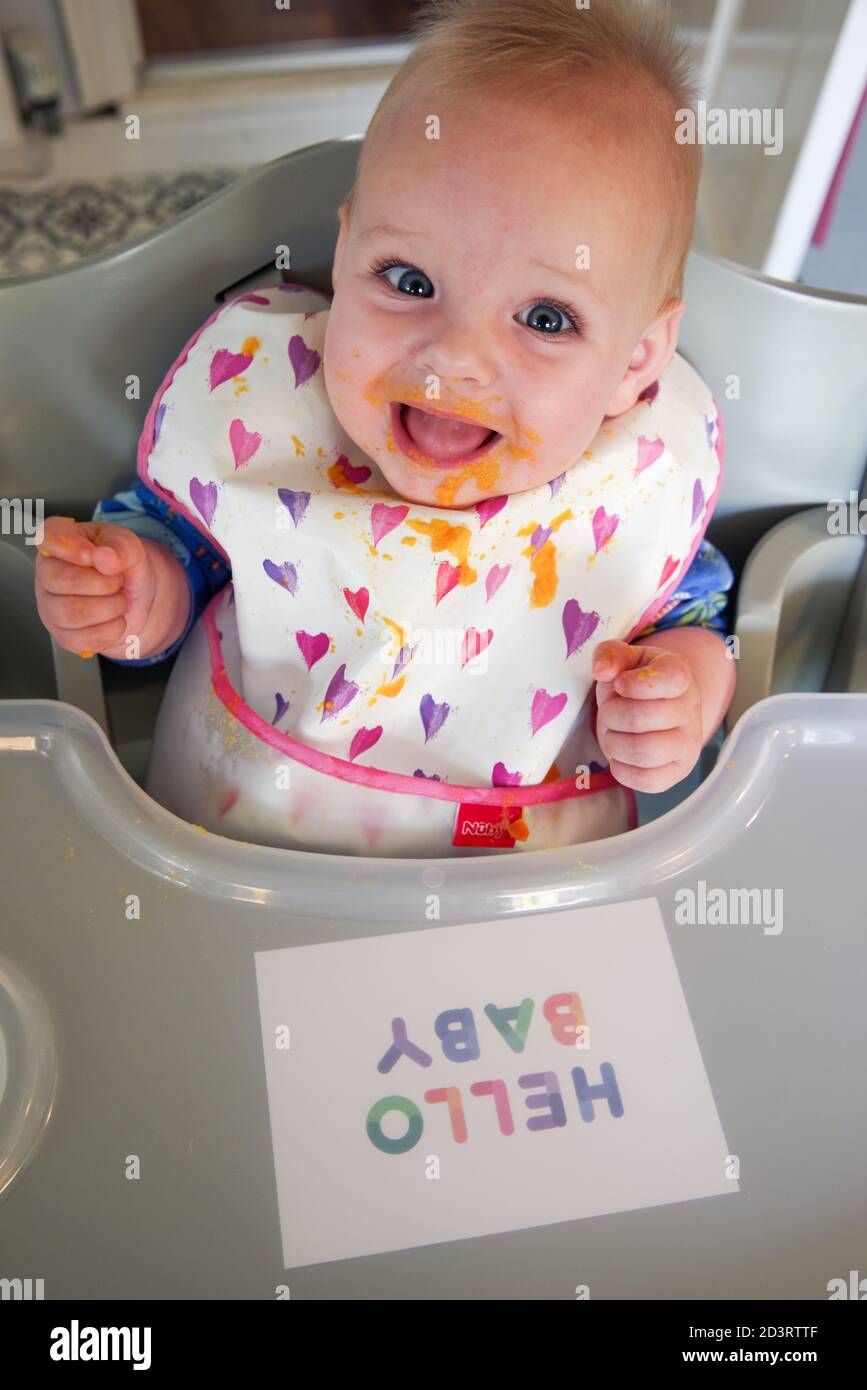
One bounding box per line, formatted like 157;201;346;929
340;0;702;307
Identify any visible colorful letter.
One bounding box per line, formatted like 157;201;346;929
424;1086;468;1143
519;1072;567;1131
484;999;534;1053
571;1063;624;1121
543;992;587;1045
470;1079;515;1135
377;1017;433;1074
434;1008;480;1062
366;1095;424;1154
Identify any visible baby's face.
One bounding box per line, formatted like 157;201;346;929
324;86;681;509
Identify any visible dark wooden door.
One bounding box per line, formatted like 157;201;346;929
136;0;422;56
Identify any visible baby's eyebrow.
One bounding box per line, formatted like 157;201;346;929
530;256;607;309
358;223;423;244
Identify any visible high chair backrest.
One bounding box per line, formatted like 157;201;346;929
1;134;865;581
679;252;867;576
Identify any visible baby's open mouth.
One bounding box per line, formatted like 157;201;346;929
391;402;501;470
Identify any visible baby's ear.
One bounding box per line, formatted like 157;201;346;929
331;200;351;290
605;299;685;417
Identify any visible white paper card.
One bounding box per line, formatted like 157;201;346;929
254;897;736;1269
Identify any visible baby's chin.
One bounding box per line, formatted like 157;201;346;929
375;461;501;510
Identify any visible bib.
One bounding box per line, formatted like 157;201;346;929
138;284;724;856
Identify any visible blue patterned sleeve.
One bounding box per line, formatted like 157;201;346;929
633;539;734;639
91;478;231;665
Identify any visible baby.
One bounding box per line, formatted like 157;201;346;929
35;0;735;855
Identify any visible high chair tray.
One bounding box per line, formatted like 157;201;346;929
0;693;864;1298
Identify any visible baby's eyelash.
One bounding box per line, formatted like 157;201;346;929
369;256;584;336
370;256;406;275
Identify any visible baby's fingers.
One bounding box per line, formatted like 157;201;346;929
38;515;99;568
615;652;691;700
37;555;123;597
597;691;688;734
37;589;128;636
48;614;128;658
598;726;686;769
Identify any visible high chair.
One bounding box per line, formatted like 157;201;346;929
2;135;865;797
1;136;866;1297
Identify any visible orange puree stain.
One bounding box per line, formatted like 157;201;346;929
291;435;305;456
375;675;407;699
517;509;574;607
527;542;558;607
241;337;260;357
407;517;477;585
433;457;501;507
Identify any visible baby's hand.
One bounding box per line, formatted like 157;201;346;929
35;516;157;658
591;638;702;793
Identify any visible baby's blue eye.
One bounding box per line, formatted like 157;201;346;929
376;261;433;297
518;303;579;335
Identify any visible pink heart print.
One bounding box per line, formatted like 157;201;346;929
531;688;567;736
461;628;493;666
349;726;383;762
371;503;410;548
492;761;523;787
229;418;262;469
296;630;329;670
287;334;321;388
635;435;664;474
209;348;253;391
334;455;372;486
343;586;370;623
562;598;600;657
474;495;508;527
485;563;511;603
436;561;461;605
592;506;619;553
658;555;679;588
190;477;219;529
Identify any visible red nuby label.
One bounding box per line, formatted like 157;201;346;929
452;804;524;848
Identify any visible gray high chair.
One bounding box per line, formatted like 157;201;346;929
1;136;866;1299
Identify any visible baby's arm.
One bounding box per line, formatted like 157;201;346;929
36;480;230;663
88;481;230;665
592;540;737;792
35;516;191;661
630;625;735;744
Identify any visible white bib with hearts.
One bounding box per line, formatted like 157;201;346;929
138;284;724;856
